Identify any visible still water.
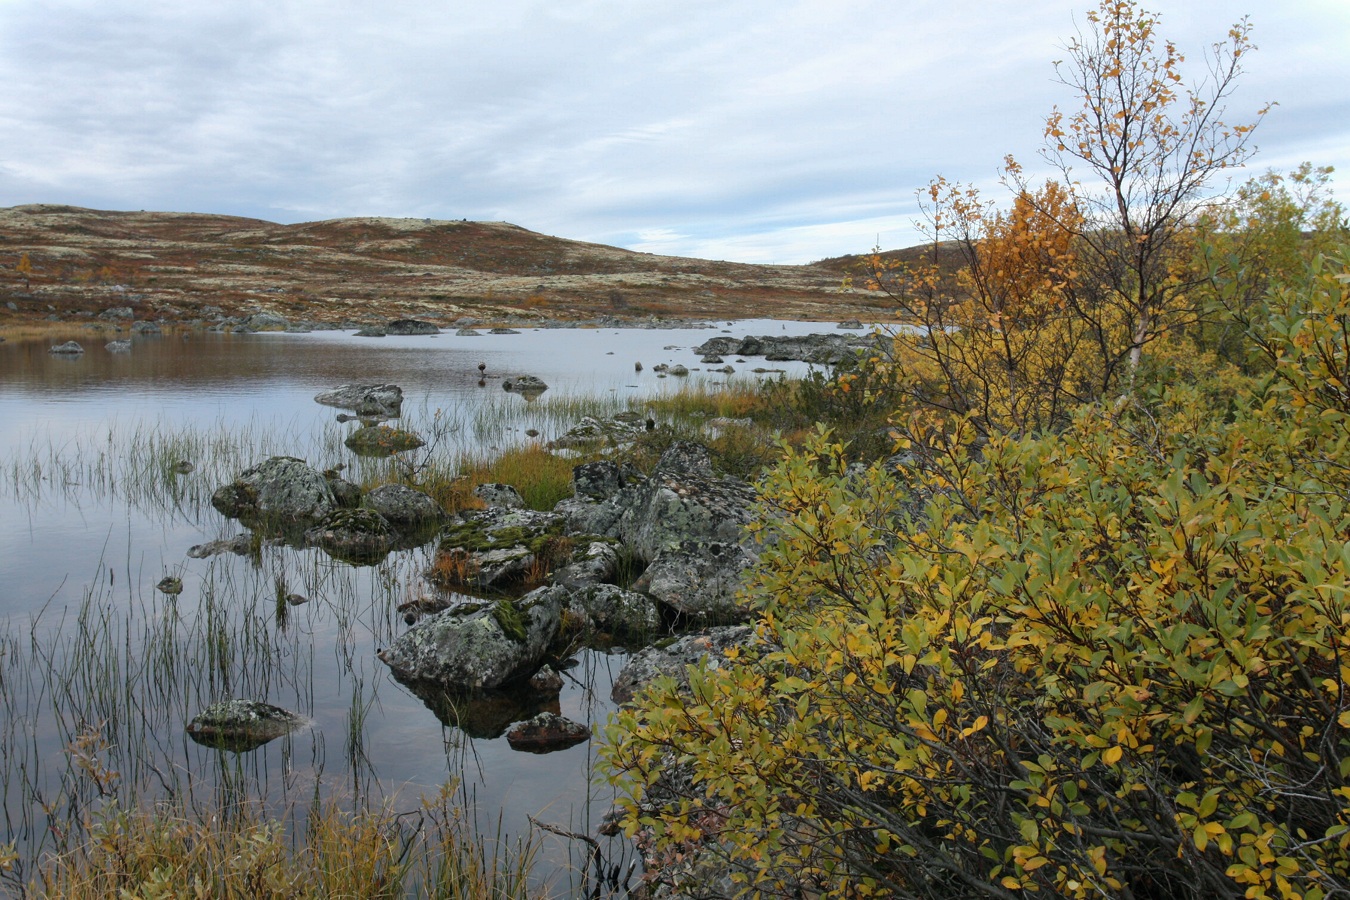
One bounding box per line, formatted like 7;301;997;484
0;321;829;892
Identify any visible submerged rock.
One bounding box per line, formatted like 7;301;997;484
344;425;425;457
186;699;306;753
187;535;254;558
304;507;392;565
105;339;131;352
397;679;561;740
48;341;84;354
506;712;590;753
314;383;403;417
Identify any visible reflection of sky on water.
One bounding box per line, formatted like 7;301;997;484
0;321;852;887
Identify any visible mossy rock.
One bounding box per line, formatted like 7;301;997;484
344;425;426;457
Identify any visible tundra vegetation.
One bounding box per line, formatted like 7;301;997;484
601;2;1350;898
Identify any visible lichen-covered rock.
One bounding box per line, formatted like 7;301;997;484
48;340;84;354
344;424;425;457
692;332;882;365
502;374;548;394
364;483;443;525
632;541;757;623
611;626;756;704
430;507;568;591
566;583;663;638
186;699;306;752
304;507;392;564
385;318;439;335
572;461;627;500
105;339;131;352
377;587;564;692
327;474;363;508
548;414;646;451
558;442;755;562
314;383;404;417
211;456;335;524
506;712;590;753
550;540;619;588
472;482;525;510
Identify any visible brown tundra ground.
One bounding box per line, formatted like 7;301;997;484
0;204;918;334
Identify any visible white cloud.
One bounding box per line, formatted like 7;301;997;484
0;0;1345;263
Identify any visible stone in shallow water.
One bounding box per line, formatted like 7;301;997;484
186;699;306;753
48;341;84;354
156;576;183;595
506;712;590;753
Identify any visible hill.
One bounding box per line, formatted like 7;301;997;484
0;205;902;328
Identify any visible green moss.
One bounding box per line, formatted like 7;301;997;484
491;600;528;644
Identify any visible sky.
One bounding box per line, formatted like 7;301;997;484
0;1;1347;265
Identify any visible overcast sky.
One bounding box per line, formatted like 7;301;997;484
1;1;1346;264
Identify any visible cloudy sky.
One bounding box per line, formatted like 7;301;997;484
1;1;1346;264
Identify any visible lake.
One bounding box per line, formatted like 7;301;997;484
0;320;835;894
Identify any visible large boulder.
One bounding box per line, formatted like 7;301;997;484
549;540;620;589
314;383;404;417
186;699;306;753
377;587;564;692
632;541;757;624
558;442;756;562
472;482;526;510
211;456;335;525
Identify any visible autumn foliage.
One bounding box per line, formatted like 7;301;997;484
602;2;1350;898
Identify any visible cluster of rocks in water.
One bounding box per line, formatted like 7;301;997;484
193;379;770;765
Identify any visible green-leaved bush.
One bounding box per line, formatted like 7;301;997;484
602;254;1350;899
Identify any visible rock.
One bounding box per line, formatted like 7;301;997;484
304;507;392;565
692;332;882;365
528;665;564;693
211;456;335;525
100;306;134;320
156;576;184;595
611;626;756;704
285;593;308;606
473;482;526;510
377;587;564;692
104;339;131;352
566;583;663;637
187;535;254;558
837;319;864;329
171;460;194;474
550;540;620;589
327;474;363;508
242;312;289;331
364;483;443;525
186;699;306;753
668;365;690;377
344;425;425;457
130;320;161;335
700;354;723;364
489;327;521;334
557;442;756;561
572;461;627;501
354;327;387;337
48;341;84;354
455;327;482;336
547;412;647;451
430;507;569;591
506;712;590;753
502;374;548;396
385;318;439;335
314;383;403;417
632;541;757;623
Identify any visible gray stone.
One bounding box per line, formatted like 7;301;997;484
550;540;619;589
566;582;663;637
385;318;439;335
314;383;404;417
304;507;392;565
101;306;134;320
633;541;758;623
187;535;254;558
611;626;755;704
242;312;289;331
187;699;306;753
430;507;568;591
364;483;443;525
455;327;483;336
377;587;564;691
211;456;335;524
104;339;131;352
572;461;627;500
130;320;161;334
473;482;526;510
502;374;548;394
156;576;183;596
488;327;521;334
668;364;690;377
506;712;590;753
48;341;84;354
